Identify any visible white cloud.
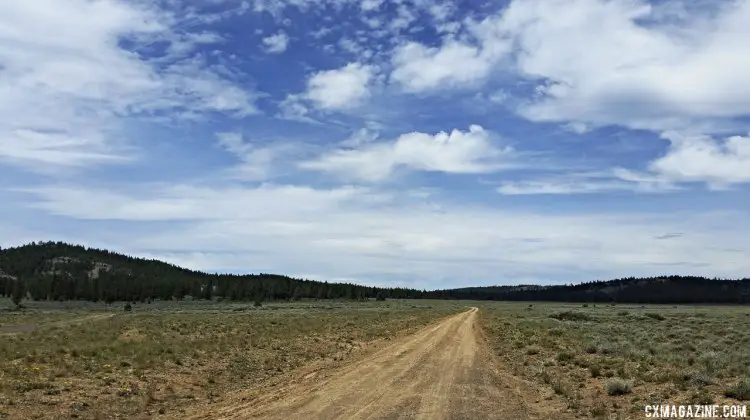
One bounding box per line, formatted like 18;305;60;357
563;122;590;134
16;183;750;286
497;171;677;195
497;130;750;193
389;13;515;93
384;0;750;132
0;129;130;169
21;184;385;222
390;40;504;92
215;132;277;180
340;128;379;147
492;0;750;132
0;0;256;170
498;180;630;196
390;3;418;32
301;125;514;181
276;94;318;123
262;31;289;53
304;62;375;110
338;38;363;55
647;132;750;188
215;132;308;181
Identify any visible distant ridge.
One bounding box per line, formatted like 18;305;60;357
1;241;748;304
0;241;419;303
427;276;750;304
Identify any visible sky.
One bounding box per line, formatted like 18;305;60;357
1;0;749;289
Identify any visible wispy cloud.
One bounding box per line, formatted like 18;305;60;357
0;0;257;170
301;125;516;182
14;182;750;286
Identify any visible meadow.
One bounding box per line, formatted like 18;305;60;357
2;298;749;419
0;299;465;419
479;302;750;419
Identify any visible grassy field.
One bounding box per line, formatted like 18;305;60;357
479;302;750;419
0;299;466;419
4;299;749;420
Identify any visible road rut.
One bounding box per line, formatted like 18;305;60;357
190;308;563;419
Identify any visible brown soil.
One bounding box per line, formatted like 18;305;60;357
184;308;568;420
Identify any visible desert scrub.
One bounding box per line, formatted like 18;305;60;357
526;346;541;355
549;311;592;322
0;300;466;419
725;378;750;401
605;377;632;396
556;351;574;363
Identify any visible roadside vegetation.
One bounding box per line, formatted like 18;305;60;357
0;299;463;419
479;302;750;419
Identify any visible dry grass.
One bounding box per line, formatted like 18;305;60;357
0;299;464;419
479;302;750;419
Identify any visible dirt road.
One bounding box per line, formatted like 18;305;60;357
191;308;564;419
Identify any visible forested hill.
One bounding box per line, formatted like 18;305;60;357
426;276;750;304
1;242;749;304
0;242;421;303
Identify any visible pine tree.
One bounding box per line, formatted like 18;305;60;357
11;278;25;308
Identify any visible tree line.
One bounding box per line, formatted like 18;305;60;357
2;242;749;305
426;276;750;304
0;242;421;304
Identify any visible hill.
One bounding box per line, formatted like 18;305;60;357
426;276;750;304
1;241;748;304
0;241;420;303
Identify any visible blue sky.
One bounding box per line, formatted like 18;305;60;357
1;0;749;289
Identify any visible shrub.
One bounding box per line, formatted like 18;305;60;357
725;378;750;401
688;390;715;405
590;405;608;418
591;341;618;355
124;303;132;312
540;370;567;395
590;365;602;378
605;377;632;396
557;351;574;363
548;327;564;336
526;346;541;355
699;351;726;374
549;311;592;322
681;371;712;387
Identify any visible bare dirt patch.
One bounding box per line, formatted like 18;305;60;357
184;308;568;420
0;301;462;419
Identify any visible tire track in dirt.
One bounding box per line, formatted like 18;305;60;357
188;308;568;419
